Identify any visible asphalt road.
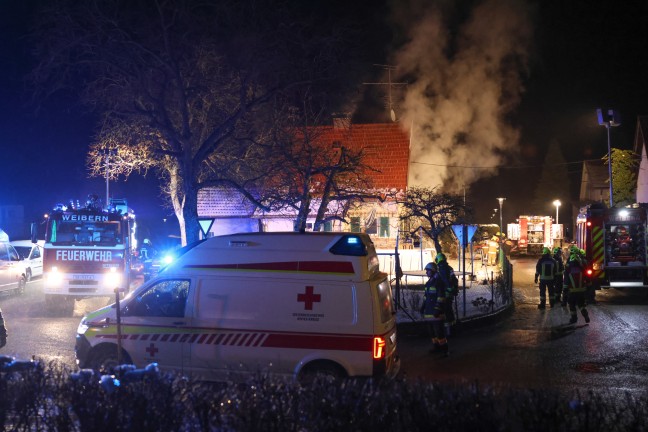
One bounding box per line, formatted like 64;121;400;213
2;262;648;397
397;256;648;395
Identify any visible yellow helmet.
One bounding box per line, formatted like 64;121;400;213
542;247;551;255
552;247;561;255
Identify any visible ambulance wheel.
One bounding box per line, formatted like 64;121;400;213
299;361;346;383
89;345;132;373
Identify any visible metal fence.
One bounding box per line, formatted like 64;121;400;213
380;248;514;323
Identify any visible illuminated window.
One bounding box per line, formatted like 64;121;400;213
379;217;390;237
350;217;361;233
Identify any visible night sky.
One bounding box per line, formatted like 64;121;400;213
1;0;647;238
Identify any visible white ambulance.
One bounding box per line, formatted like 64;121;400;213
75;232;400;381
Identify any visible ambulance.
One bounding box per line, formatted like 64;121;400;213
75;232;400;381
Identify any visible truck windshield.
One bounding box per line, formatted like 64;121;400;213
48;220;122;246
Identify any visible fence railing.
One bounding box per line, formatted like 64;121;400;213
379;247;514;323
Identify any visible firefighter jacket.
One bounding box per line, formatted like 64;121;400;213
553;253;565;276
422;273;446;321
535;254;557;281
0;307;6;348
563;260;588;293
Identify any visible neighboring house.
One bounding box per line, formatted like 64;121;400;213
579;159;608;204
197;121;410;248
633;116;648;203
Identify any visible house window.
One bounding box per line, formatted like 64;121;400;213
365;218;377;234
379;217;390;237
323;221;333;232
350;217;361;233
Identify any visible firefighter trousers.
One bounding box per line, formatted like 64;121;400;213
539;279;555;306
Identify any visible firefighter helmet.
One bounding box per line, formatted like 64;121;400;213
569;254;581;263
435;253;446;263
553;247;562;255
542;247;551;255
424;262;437;272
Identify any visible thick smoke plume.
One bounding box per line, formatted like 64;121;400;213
392;0;533;192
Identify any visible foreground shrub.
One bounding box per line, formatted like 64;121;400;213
1;357;647;431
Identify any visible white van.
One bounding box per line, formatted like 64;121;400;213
76;232;400;381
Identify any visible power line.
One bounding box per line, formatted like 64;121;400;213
410;158;602;170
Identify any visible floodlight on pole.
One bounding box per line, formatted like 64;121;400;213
496;197;505;237
597;108;621;207
553;200;561;225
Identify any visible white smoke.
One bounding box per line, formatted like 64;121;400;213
392;0;533;192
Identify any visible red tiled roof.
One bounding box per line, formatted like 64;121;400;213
311;123;410;191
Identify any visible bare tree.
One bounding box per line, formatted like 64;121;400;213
31;0;357;245
398;186;471;253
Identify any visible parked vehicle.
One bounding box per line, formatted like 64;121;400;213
576;203;648;289
11;240;44;281
0;229;26;295
42;196;136;312
76;232;400;382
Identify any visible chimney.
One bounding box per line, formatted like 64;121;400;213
332;113;351;130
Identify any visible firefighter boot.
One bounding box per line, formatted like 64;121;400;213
429;338;441;354
581;308;590;323
538;301;546;310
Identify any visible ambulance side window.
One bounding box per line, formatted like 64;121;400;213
124;279;190;318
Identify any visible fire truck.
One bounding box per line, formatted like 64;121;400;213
42;195;135;311
575;203;648;289
507;215;556;255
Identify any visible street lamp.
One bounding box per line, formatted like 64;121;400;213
597;108;621;207
496;197;505;237
552;200;561;225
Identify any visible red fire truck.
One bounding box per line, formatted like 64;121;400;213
507;215;554;255
575;203;648;289
42;196;135;311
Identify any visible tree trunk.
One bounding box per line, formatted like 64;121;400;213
295;195;312;232
183;187;201;245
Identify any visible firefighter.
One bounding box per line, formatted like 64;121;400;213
435;252;458;334
420;262;449;356
552;247;565;306
534;247;557;309
0;306;6;348
564;254;590;324
487;236;499;265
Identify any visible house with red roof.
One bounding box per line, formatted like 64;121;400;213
197;120;410;248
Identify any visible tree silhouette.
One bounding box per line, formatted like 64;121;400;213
603;148;639;207
532;139;570;215
30;0;360;245
397;187;471;253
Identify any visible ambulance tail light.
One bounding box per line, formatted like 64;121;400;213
373;336;386;359
586;268;593;276
587;221;592;227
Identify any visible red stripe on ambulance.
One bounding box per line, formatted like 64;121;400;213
183;261;355;274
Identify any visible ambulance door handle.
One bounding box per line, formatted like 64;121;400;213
172;321;186;326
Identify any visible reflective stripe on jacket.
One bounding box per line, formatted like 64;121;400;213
536;254;557;281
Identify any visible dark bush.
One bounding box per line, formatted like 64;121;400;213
1;358;648;431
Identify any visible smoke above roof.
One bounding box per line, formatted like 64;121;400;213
390;0;533;192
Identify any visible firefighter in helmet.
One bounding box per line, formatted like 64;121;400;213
420;262;449;356
0;306;7;348
552;247;565;306
534;247;557;309
564;253;590;324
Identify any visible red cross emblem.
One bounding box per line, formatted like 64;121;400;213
297;286;321;310
145;342;159;357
